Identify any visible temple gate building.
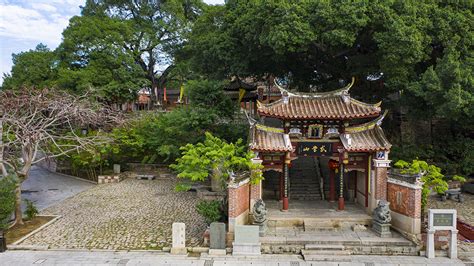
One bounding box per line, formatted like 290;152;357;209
249;78;392;212
227;78;409;229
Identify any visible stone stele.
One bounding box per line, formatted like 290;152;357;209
232;225;261;256
209;222;227;255
170;222;187;255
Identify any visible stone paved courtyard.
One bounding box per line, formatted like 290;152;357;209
20;172;207;250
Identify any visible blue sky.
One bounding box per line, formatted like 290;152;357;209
0;0;225;85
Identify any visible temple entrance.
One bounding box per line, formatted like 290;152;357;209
289;157;323;201
262;156;369;213
262;170;281;201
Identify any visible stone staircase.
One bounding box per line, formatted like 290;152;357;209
261;230;419;256
263;213;419;256
290;157;322;201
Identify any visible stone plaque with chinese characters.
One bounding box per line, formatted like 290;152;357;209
433;213;454;227
296;142;332;156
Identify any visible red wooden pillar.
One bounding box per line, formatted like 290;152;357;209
329;170;336;202
282;163;289;211
338;163;345;211
279;171;284;201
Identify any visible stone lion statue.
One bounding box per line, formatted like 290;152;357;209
252;199;267;224
373;200;392;224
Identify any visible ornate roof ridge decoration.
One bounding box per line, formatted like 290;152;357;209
350;98;382;109
255;123;285;133
256;77;382;120
345;110;388;134
274;77;355;98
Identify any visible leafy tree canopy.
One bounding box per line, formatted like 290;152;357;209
182;1;473;104
170;132;262;184
186;79;235;118
57;0;205;102
2;44;57;90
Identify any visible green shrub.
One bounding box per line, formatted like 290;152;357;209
175;183;192;192
171;132;263;188
196;200;223;225
0;175;17;230
394;159;449;212
24;199;38;221
452;175;466;183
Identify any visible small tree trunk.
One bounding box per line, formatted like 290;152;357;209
14;183;23;225
0;115;7;176
211;167;224;192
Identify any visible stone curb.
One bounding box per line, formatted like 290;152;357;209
8;215;61;246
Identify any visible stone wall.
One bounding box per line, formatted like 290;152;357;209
387;176;422;235
228;179;250;232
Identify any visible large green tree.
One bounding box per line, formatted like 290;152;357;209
2;44;57;90
181;0;474;175
183;1;472;96
58;0;204;103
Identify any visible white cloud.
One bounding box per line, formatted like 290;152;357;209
30;3;57;12
0;1;84;84
0;0;224;85
0;4;71;47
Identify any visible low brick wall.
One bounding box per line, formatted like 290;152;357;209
98;175;122;184
228;179;250;232
387;175;422;235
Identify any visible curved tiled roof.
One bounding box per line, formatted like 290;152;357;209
257;96;381;120
249;124;293;152
340;112;392;151
257;78;381;120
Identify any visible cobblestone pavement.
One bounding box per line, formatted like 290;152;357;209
20;173;207;250
0;250;469;266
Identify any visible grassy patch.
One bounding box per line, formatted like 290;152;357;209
5;216;55;244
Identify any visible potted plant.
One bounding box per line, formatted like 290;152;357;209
448;175;466;189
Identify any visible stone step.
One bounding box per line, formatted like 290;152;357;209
290;195;321;198
262;236;416;248
291;179;319;186
290;184;319;187
290;190;321;193
303;226;339;232
304;244;345;250
291;190;320;193
302;254;351;262
302;249;351;256
291;193;321;196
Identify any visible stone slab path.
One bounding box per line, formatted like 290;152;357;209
0;250;468;266
21;166;94;211
20;174;207;250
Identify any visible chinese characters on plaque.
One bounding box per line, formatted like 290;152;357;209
297;142;333;156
